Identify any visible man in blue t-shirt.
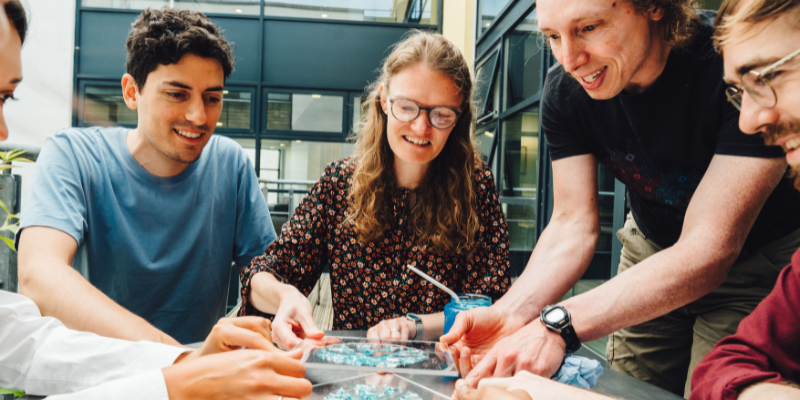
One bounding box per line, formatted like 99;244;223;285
15;8;275;345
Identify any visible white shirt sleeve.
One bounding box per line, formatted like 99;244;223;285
44;370;169;400
0;291;189;398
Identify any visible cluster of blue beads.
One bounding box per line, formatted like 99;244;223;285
317;343;428;367
322;384;424;400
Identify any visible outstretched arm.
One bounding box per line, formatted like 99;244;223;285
17;226;180;345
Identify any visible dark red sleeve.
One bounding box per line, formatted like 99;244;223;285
690;250;800;400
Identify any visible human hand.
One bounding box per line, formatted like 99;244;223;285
367;317;416;340
452;379;532;400
462;320;566;387
456;371;612;400
177;317;277;364
163;348;312;400
272;289;325;349
439;306;526;378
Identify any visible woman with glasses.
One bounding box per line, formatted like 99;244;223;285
239;31;511;348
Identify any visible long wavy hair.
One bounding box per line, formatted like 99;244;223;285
348;31;482;254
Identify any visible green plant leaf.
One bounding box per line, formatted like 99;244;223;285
0;165;15;171
0;388;25;397
0;236;14;250
0;199;9;215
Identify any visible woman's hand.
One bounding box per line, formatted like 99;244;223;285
163;349;312;400
367;317;416;340
453;379;532;400
272;289;325;349
454;371;613;400
176;316;277;364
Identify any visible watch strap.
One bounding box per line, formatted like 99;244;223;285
560;325;581;353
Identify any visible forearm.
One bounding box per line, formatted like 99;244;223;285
739;382;800;400
562;240;733;342
418;312;444;341
20;259;179;346
248;271;303;314
494;215;598;325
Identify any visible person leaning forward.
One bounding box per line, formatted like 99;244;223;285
441;0;800;397
16;8;275;345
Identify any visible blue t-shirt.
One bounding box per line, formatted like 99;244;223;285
17;127;276;344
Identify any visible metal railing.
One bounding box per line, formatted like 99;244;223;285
258;178;315;219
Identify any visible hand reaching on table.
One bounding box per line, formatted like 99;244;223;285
163;348;312;400
453;371;613;400
272;288;325;350
176;316;278;365
367;317;417;340
439;306;526;379
455;319;567;387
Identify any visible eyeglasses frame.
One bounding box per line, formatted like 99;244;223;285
387;96;462;130
726;47;800;110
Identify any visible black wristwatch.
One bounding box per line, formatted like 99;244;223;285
540;305;582;353
405;313;423;340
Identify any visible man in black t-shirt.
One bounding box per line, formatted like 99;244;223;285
441;0;800;397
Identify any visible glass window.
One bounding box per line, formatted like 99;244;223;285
478;0;511;36
80;0;261;15
506;8;543;108
351;95;367;135
474;52;500;117
475;122;497;165
83;85;138;126
500;107;539;197
217;90;252;129
499;106;540;255
263;0;438;25
266;93;344;133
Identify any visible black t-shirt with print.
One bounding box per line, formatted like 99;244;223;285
542;10;800;250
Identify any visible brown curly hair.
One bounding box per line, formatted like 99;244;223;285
629;0;701;49
348;31;482;254
125;8;234;92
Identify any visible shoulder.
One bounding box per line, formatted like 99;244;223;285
41;126;123;161
473;159;499;191
324;157;357;179
682;10;720;64
205;135;249;161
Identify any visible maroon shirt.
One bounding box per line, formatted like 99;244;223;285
239;157;511;330
691;248;800;400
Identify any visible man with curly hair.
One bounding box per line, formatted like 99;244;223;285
15;7;275;346
444;0;800;397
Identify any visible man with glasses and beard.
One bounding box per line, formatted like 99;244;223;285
690;1;800;399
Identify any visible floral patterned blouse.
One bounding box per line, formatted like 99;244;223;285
239;157;511;330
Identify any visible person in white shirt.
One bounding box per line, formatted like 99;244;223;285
0;2;311;399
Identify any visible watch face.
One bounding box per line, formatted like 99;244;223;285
545;308;566;324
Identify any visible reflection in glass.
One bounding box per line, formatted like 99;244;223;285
500;107;539;197
266;93;343;133
83;85;138;126
473;52;499;116
351;95;365;135
506;8;543;107
217;90;251;129
264;0;437;25
81;0;261;15
475;122;497;165
478;0;511;35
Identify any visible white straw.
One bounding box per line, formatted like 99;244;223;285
405;264;461;304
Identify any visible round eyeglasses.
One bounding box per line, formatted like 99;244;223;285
726;47;800;111
389;97;461;130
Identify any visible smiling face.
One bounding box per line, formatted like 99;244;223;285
123;53;224;167
538;0;669;98
722;18;800;168
380;63;462;179
0;21;22;142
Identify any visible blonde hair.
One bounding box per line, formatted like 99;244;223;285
348;31;482;254
714;0;800;53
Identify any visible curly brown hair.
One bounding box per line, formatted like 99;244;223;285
628;0;701;49
125;8;234;92
348;31;482;254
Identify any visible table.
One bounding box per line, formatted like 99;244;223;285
306;331;684;400
14;331;683;400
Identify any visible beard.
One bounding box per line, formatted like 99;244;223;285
761;119;800;191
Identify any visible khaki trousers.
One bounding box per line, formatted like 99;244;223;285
606;213;800;398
